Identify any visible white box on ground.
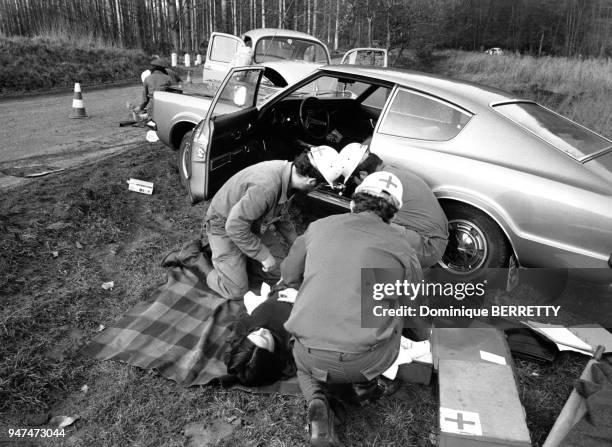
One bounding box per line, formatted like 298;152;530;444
127;178;154;195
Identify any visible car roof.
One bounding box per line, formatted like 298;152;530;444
245;28;325;44
320;65;524;114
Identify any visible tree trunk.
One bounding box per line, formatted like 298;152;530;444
185;0;192;52
312;0;317;36
167;0;180;52
307;0;311;34
232;0;237;34
334;0;339;50
261;0;266;27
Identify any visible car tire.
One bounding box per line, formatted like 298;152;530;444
437;203;511;282
178;131;193;190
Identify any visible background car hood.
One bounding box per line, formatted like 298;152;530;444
261;60;323;85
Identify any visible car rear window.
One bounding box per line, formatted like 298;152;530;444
493;102;611;160
254;37;328;64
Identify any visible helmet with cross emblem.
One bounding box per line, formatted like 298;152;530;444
354;171;403;209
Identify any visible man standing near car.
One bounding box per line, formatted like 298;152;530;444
199;147;341;300
341;143;449;269
281;171;422;446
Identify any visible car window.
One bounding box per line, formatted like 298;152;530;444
493;102;611;160
211;69;262;117
254;36;328;64
379;89;472;141
362;87;390;110
210;35;240;63
289;76;374;99
342;49;387;67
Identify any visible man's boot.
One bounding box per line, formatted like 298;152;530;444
308;397;342;447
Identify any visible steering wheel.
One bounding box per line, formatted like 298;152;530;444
299;96;329;140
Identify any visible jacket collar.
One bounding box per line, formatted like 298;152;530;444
279;162;293;204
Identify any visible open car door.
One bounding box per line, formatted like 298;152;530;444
184;67;265;204
341;48;388;67
203;32;243;84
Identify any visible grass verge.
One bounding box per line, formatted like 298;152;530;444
0;36;149;97
433;50;612;139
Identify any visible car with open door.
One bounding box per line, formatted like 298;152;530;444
203;28;331;88
181;65;612;283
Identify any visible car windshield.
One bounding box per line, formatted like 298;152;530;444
287;76;373;99
254;36;328;64
493;102;611;160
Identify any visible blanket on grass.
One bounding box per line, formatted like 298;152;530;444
83;263;300;395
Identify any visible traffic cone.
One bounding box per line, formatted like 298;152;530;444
69;83;88;119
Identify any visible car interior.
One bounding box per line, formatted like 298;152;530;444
259;76;392;192
205;72;393;199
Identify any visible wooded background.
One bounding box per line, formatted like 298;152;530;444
1;0;611;58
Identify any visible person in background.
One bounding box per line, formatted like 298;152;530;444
341;143;448;269
281;171;422;446
198;146;341;300
132;57;181;119
231;36;254;67
140;54;159;84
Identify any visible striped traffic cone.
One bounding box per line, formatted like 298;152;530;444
69;83;88;119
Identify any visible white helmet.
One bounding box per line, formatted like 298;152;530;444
307;145;342;186
339;142;368;183
354;171;403;209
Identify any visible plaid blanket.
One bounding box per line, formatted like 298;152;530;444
84;264;299;394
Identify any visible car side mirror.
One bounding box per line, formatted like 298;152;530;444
233;85;247;107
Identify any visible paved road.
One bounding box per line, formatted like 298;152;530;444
0;84;147;189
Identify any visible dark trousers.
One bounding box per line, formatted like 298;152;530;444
292;335;400;402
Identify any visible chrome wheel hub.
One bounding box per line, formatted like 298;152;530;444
440;219;488;274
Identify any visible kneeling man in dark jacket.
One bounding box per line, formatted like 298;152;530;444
281;171;423;446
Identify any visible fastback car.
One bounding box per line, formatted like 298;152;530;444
177;65;612;281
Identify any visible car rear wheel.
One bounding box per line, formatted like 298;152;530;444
178;131;193;190
439;203;511;280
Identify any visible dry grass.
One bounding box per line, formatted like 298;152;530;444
0;36;149;96
434;50;612;139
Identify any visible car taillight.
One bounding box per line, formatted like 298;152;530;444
192;120;210;162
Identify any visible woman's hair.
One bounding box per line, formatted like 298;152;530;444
223;322;296;386
293;150;326;184
352;192;398;223
225;337;276;385
355;152;383;176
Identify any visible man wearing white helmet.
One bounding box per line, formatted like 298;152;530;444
199;147;340;300
281;171;422;446
340;143;449;269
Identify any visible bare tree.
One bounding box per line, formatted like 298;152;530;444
167;0;180;52
261;0;266;27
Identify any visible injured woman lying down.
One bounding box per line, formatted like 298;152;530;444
220;289;297;387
